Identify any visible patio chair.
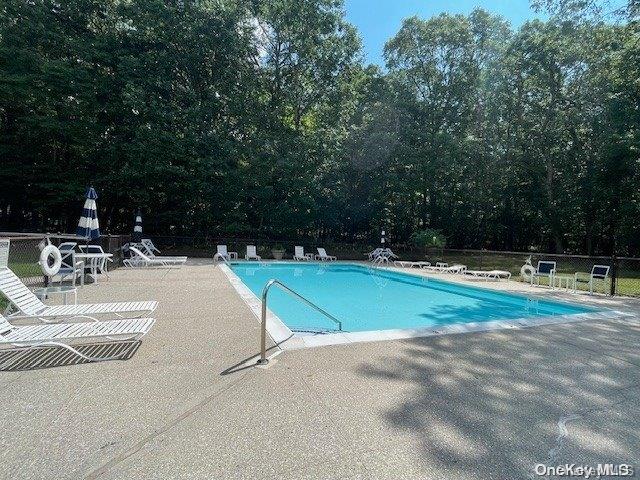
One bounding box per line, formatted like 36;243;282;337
79;244;113;280
574;265;610;294
124;247;186;268
531;261;556;287
315;248;337;261
216;245;237;261
0;267;157;321
245;245;262;261
293;246;313;261
0;312;155;370
55;242;84;287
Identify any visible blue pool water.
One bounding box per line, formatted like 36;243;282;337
230;263;597;333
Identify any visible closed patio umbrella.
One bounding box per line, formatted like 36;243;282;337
76;186;100;240
133;209;143;243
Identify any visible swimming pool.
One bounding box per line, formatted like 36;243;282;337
228;263;600;337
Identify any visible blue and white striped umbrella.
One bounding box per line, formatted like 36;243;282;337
76;187;100;240
132;209;143;243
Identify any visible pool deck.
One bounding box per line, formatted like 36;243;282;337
2;260;640;479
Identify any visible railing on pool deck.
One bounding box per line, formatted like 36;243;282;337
213;253;232;267
258;279;343;365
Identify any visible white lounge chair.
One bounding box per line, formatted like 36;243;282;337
293;246;312;261
124;246;187;268
574;265;610;294
216;245;237;261
315;248;337;261
0;267;157;321
531;261;556;287
141;239;161;255
139;239;187;263
465;270;512;281
422;263;467;274
0;312;154;369
245;245;262;261
393;261;431;268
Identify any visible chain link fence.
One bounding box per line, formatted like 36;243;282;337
3;233;638;297
148;236;640;297
0;233;131;311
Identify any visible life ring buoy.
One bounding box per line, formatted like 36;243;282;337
520;264;536;281
40;244;62;276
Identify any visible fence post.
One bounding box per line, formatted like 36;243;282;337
610;255;617;296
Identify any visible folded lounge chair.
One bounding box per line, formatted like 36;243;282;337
245;245;262;261
0;312;154;369
293;246;313;261
315;248;337;261
216;245;237;261
124;247;187;268
465;270;512;281
574;265;610;294
0;267;158;321
141;239;161;255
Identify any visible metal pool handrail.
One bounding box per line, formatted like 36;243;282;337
258;279;342;365
213;253;232;267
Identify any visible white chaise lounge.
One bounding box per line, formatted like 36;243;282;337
0;312;154;370
465;270;512;281
140;239;187;263
0;267;158;321
245;245;262;261
394;261;431;268
422;263;467;274
315;248;337;261
293;246;313;261
124;247;187;268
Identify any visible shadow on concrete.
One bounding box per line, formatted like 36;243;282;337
356;320;640;478
0;341;142;371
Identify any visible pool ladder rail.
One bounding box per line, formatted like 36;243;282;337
258;279;343;365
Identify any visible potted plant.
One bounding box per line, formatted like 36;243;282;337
271;243;285;260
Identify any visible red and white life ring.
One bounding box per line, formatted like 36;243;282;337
39;244;62;276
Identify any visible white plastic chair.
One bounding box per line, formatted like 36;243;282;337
216;245;237;261
293;246;312;261
245;245;261;261
315;248;337;261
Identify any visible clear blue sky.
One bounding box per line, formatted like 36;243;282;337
345;0;543;66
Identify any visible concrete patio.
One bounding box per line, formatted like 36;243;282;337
2;261;640;479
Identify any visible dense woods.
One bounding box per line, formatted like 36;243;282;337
1;0;639;255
